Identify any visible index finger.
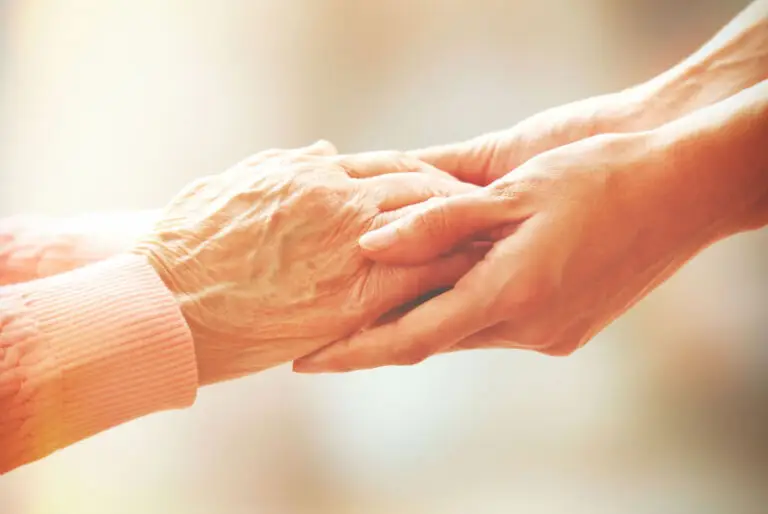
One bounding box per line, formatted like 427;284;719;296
335;151;455;180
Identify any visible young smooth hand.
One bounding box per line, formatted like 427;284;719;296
408;0;767;186
294;81;768;372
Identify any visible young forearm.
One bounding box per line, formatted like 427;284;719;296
649;79;768;245
629;0;768;131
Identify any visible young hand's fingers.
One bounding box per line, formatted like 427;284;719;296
363;172;478;212
408;132;504;186
296;210;556;372
336;151;455;179
360;188;522;265
293;262;498;373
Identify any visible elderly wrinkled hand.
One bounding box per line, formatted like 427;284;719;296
133;141;483;384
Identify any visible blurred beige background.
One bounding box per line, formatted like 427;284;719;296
1;1;766;513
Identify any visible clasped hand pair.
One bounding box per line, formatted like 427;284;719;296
135;72;768;383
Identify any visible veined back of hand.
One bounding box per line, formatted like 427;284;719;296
134;141;482;384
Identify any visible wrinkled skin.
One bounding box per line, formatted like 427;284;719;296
134;142;482;384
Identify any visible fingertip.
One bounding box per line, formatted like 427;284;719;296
358;227;439;265
292;359;324;373
293;341;352;373
358;226;399;252
292;354;328;373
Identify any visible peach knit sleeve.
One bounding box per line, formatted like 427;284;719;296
0;211;160;286
0;255;198;474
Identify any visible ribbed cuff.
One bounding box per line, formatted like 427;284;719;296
24;254;198;449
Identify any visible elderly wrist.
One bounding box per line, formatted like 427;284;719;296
131;233;207;368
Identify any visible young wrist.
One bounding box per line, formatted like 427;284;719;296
642;83;768;244
624;3;768;134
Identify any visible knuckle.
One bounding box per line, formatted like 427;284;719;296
330;154;350;169
517;325;557;353
398;154;428;172
333;155;370;177
535;321;591;357
486;180;517;202
380;151;418;173
498;275;552;317
486;167;551;204
484;181;530;216
413;208;447;240
545;322;593;357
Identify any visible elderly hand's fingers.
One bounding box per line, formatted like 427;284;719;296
238;140;338;169
364;172;479;212
294;139;338;156
293;259;500;373
336;151;455;179
359;186;526;265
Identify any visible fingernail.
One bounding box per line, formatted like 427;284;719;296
359;225;398;251
293;356;328;374
292;361;318;374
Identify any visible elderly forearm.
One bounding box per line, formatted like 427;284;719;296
0;256;197;474
630;0;768;130
0;210;160;285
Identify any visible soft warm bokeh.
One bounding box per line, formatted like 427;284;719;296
1;1;765;512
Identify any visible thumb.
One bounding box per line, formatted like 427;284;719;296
408;132;502;186
359;189;514;265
